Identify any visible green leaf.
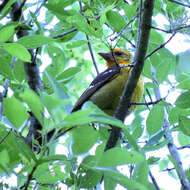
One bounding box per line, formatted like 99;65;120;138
177;76;190;90
124;4;136;20
66;40;86;49
17;35;54;48
179;116;190;136
0;0;17;19
175;91;190;109
133;161;149;187
0;149;9;167
145;130;165;147
0;25;15;42
34;163;58;184
56;67;81;82
143;139;170;152
168;107;179;124
38;155;68;164
175;51;190;80
77;156;102;188
66;12;91;35
104;174;117;190
106;11;126;32
146;104;164;136
100;4;115;25
0;126;20;168
44;71;72;114
19;88;44;124
61;102;126;129
3;43;31;62
13;60;27;82
178;132;190;146
41;93;64;114
4;96;28;129
15;136;37;162
102;169;148;190
44;71;69;99
0;58;14;79
156;60;171;82
98;148;144;167
150;30;164;44
72;125;98;155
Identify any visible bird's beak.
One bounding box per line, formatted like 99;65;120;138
98;52;112;60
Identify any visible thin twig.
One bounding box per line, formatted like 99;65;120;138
19;0;27;10
152;24;190;34
111;13;139;41
143;94;151;110
145;33;176;60
111;50;120;67
146;88;154;102
151;65;190;190
34;0;47;16
23;164;38;190
178;144;190;150
161;167;175;172
78;1;99;75
136;0;143;48
149;171;160;190
152;25;190;33
0;129;12;144
53;28;78;39
168;0;190;8
86;35;99;75
131;98;163;106
121;35;136;48
52;14;101;39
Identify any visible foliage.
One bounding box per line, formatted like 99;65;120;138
0;0;190;189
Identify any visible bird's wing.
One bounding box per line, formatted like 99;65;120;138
71;65;121;112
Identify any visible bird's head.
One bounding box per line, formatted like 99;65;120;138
98;48;131;68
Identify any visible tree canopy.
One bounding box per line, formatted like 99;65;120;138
0;0;190;189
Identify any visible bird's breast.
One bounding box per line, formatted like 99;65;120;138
90;67;144;116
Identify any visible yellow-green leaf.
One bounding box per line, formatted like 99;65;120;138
3;43;31;62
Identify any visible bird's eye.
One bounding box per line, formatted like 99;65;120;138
114;51;123;56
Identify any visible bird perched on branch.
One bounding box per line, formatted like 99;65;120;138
47;49;143;149
72;48;144;116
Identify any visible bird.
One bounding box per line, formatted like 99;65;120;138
47;48;144;149
71;48;144;115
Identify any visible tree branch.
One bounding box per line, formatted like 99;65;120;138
23;164;38;190
149;170;160;190
11;2;43;147
178;144;190;150
0;0;9;12
131;98;163;106
105;0;154;150
145;33;176;60
53;28;78;39
168;0;190;8
111;13;139;41
78;1;99;75
151;65;190;190
151;25;190;33
136;0;143;48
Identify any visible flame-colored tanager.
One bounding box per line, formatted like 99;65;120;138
47;49;144;147
72;48;144;115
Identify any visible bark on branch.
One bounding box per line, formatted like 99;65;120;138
105;0;155;150
151;65;190;190
11;2;43;147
